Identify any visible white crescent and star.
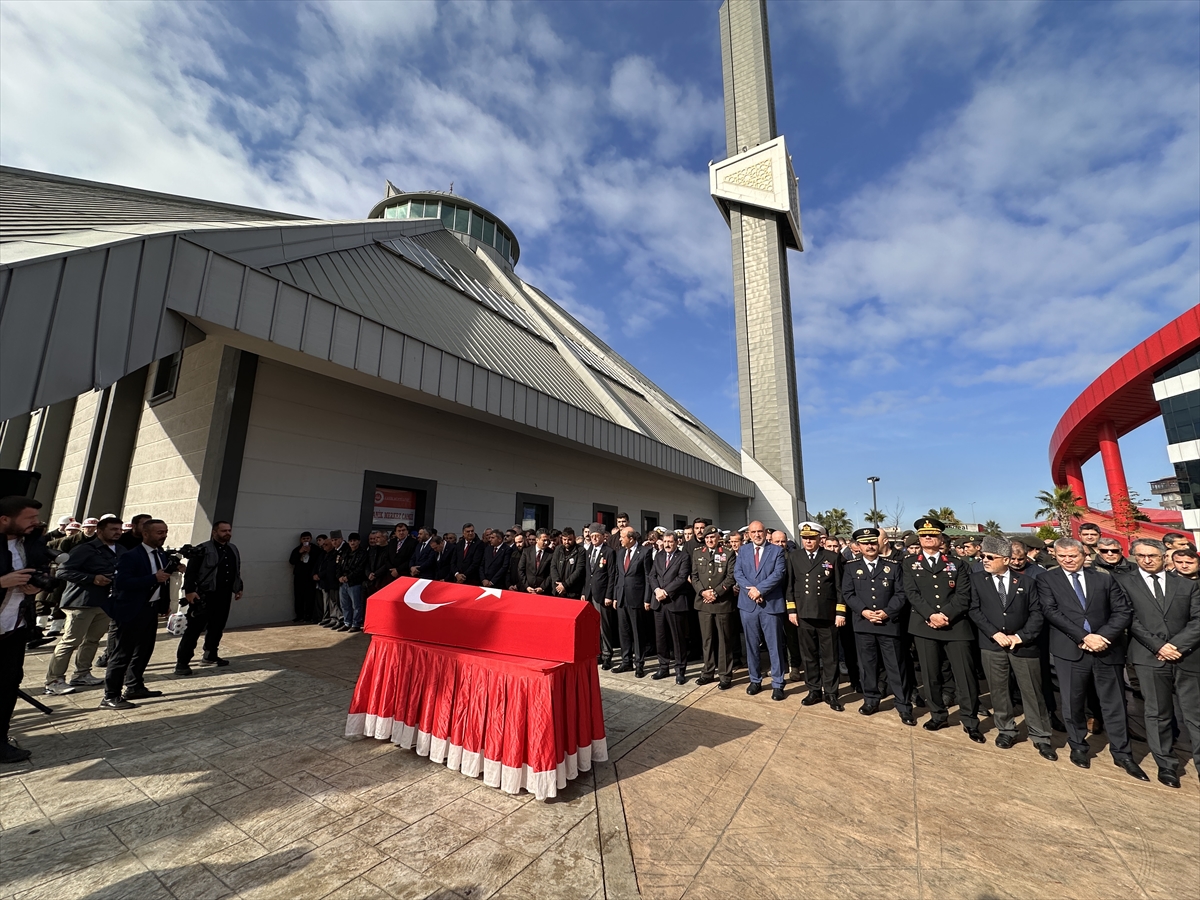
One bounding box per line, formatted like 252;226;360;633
403;579;503;612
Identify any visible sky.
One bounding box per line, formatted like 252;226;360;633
2;0;1197;530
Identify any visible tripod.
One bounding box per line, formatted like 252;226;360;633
17;689;52;715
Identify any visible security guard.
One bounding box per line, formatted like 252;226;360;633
902;518;984;742
786;522;846;710
843;528;916;724
690;525;738;688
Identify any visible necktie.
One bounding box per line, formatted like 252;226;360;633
536;550;542;568
996;575;1006;606
1152;574;1165;604
754;546;761;570
1071;572;1090;631
665;552;672;568
867;561;875;575
463;542;468;558
624;550;631;572
925;555;935;570
809;552;815;562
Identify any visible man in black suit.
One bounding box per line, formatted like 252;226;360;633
388;523;417;580
787;522;847;709
1039;538;1147;780
550;527;587;599
1116;539;1200;788
365;530;394;598
103;519;172;708
480;529;511;590
902;518;983;742
408;528;438;579
507;532;526;589
968;536;1055;759
649;531;693;683
519;529;554;594
435;532;458;582
842;527;915;724
451;523;485;586
583;529;617;667
611;527;651;677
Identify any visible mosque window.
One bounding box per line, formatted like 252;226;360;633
482;219;495;245
469;210;484;240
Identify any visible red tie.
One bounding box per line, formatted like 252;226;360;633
463;542;468;558
624;550;631;572
536;550;542;567
755;546;761;570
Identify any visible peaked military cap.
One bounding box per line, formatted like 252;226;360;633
798;521;827;538
914;517;945;536
852;527;881;543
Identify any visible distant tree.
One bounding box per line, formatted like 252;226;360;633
1035;525;1060;542
983;520;1005;537
815;508;853;536
925;507;962;527
1035;487;1084;537
865;508;886;527
885;500;906;533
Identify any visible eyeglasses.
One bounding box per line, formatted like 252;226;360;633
1133;553;1163;560
1097;548;1122;554
981;554;1007;561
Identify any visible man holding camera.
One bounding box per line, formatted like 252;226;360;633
44;515;125;695
176;521;243;675
1;496;51;762
101;519;171;708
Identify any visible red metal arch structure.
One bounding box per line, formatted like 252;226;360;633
1050;306;1200;534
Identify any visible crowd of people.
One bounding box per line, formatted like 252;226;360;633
287;513;1200;789
1;496;243;764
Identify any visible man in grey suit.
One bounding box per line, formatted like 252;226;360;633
1116;539;1200;788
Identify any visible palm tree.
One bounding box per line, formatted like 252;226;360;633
983;520;1004;537
815;508;853;536
925;507;962;527
1034;487;1084;537
865;508;886;527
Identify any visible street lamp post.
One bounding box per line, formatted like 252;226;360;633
867;476;880;526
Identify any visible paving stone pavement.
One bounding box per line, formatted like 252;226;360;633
3;623;1198;899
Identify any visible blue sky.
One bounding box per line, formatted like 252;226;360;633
2;0;1197;529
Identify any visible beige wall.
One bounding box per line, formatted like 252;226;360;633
50;389;100;522
228;358;725;627
124;339;224;538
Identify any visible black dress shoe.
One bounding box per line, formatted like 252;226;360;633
718;680;732;691
995;734;1015;749
965;729;986;744
173;665;192;677
601;660;613;670
651;670;669;681
859;703;879;716
0;740;32;763
1050;714;1067;733
923;719;950;732
771;688;785;701
746;682;762;696
100;697;137;710
122;687;163;700
1036;744;1058;761
827;698;845;712
900;713;917;726
800;690;824;706
913;694;927;708
1069;749;1090;768
634;666;646;679
696;674;714;686
1157;771;1181;789
675;674;686;685
1114;757;1149;782
611;663;631;674
199;657;230;667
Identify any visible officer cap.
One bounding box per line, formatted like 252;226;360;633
1016;534;1046;550
914;517;945;535
798;521;826;538
738;525;750;534
703;525;719;537
852;527;881;543
904;534;921;547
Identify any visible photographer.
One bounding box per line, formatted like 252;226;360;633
44;516;125;695
176;521;242;675
102;519;171;708
2;496;54;762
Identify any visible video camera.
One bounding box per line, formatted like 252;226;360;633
162;544;198;575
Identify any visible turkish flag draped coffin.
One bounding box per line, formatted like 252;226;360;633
346;578;608;800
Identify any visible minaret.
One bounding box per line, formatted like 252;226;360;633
710;0;805;528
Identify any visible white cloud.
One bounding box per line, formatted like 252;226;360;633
790;18;1199;395
608;55;723;160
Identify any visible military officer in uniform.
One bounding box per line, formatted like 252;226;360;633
902;518;984;743
787;522;847;710
843;527;916;724
690;525;738;688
